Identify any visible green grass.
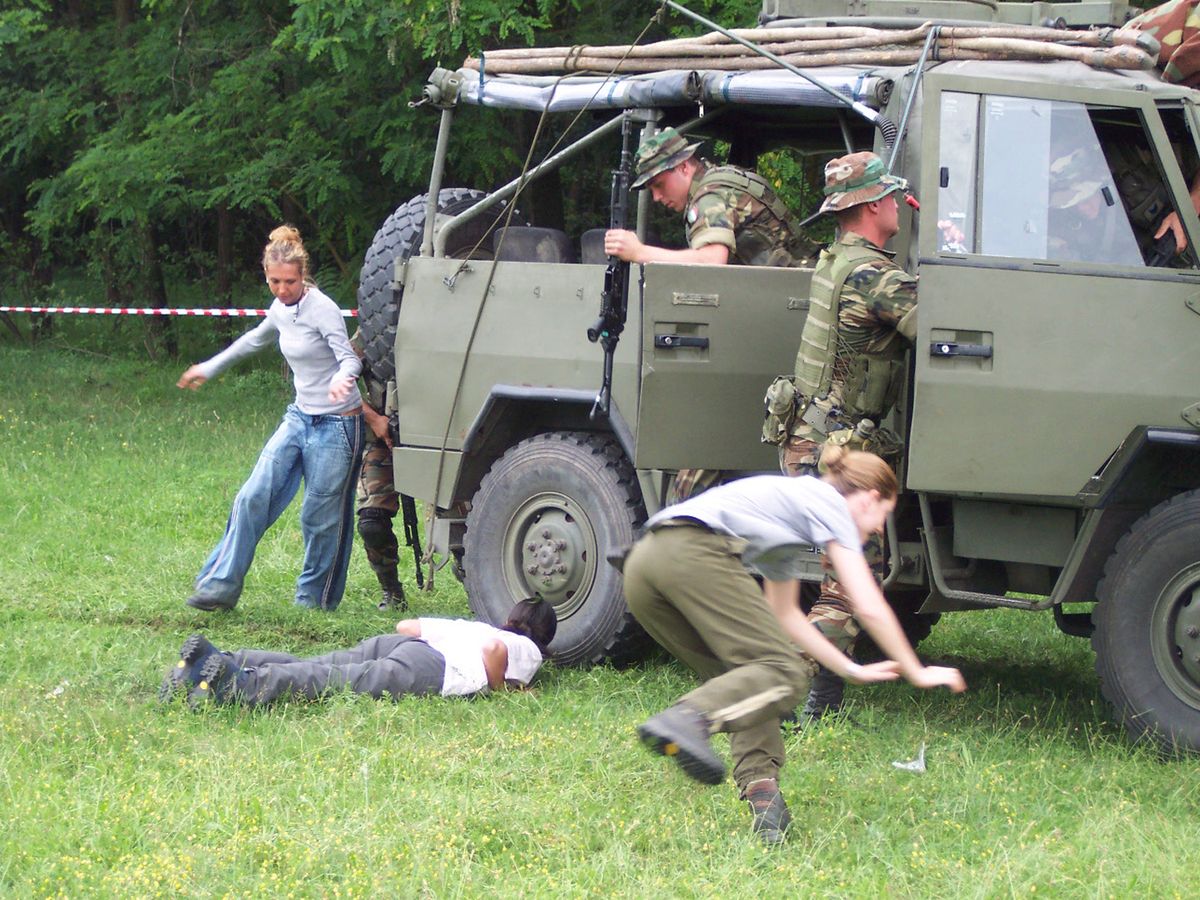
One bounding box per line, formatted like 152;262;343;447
1;340;1198;898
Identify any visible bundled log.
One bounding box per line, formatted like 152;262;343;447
462;22;1160;76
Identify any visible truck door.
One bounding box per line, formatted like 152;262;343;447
634;262;811;472
908;77;1200;500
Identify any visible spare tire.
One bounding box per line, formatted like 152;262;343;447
356;189;520;382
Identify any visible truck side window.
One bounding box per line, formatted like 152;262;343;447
989;98;1143;265
936;92;978;254
937;94;1181;267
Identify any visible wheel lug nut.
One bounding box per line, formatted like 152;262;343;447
542;529;552;539
526;564;539;575
555;564;567;574
556;539;567;551
1187;626;1199;639
526;542;537;552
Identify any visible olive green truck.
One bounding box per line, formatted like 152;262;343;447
356;0;1200;753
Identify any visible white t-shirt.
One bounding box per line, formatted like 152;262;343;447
417;618;544;696
645;475;864;581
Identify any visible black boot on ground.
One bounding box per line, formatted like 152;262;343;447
158;633;222;702
377;578;407;611
800;666;846;722
187;653;245;708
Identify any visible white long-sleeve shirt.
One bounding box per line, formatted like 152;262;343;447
196;286;361;415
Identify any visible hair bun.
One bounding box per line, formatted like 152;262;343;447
822;443;848;472
268;225;303;245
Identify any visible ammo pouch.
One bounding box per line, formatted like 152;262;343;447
761;375;800;445
842;356;903;421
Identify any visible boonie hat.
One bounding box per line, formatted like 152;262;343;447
819;151;908;213
631;127;702;190
1049;148;1106;209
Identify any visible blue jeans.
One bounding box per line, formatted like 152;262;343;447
193;405;365;610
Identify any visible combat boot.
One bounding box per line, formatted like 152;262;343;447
745;778;792;845
187;653;246;708
378;575;407;611
800;666;845;721
158;634;222;702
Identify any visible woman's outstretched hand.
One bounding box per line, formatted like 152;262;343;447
906;665;967;693
843;660;902;685
177;365;207;390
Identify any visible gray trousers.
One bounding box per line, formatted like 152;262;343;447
623;524;815;791
232;634;445;707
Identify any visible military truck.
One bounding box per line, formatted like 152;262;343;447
357;0;1200;752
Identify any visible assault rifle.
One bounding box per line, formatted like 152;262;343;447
588;114;637;420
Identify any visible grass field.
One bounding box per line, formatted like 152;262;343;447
1;335;1197;898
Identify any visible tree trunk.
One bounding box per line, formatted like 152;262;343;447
216;204;235;340
139;222;177;358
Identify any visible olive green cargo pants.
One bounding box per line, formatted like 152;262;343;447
623;523;817;790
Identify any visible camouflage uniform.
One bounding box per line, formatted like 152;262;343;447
1124;0;1200;86
764;151;917;714
631;129;817;504
350;330;405;609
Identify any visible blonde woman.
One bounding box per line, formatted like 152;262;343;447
177;226;363;611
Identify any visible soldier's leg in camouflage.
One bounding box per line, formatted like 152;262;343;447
666;468;725;505
357;438;404;610
803;583;859;719
802;531;887;719
779;437;820;478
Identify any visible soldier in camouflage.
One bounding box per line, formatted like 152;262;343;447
605;126;818;502
767;151;918;719
350;330;407;611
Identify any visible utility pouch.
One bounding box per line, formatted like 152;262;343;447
761;375;800;445
845;357;903;420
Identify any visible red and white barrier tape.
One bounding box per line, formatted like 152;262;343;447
0;305;357;318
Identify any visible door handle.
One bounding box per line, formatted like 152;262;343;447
930;341;991;359
655;334;709;349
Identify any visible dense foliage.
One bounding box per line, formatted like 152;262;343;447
0;0;759;342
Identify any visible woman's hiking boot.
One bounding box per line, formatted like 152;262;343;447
636;703;726;785
744;778;791;845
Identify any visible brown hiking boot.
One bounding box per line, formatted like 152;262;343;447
745;778;792;845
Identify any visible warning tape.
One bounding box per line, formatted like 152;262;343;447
0;305;357;318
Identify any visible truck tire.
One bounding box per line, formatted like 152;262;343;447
357;188;518;383
462;431;648;667
1092;490;1200;753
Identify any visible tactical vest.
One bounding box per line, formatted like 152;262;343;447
693;165;812;266
794;240;907;425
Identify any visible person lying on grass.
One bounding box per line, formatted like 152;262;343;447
622;446;967;845
159;598;556;707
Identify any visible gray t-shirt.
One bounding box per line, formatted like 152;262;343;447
645;475;863;581
196;286;361;415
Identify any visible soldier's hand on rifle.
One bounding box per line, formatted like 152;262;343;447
605;228;645;263
177;365;208;390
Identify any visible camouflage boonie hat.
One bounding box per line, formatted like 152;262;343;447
1049;148;1105;209
631;127;702;190
819;151;908;213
